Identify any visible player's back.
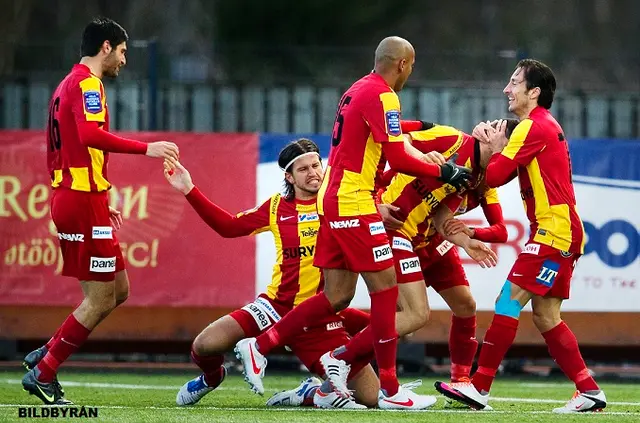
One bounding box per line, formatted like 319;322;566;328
509;107;584;253
318;73;403;217
47;64;111;193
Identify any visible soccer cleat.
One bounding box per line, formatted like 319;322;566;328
378;380;437;410
552;390;607;413
23;346;48;370
176;368;226;406
22;368;73;405
266;376;322;407
319;351;351;398
434;379;489;410
313;388;367;409
234;338;267;395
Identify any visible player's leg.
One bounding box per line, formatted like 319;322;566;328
176;315;247;405
114;269;130;307
339;307;370;336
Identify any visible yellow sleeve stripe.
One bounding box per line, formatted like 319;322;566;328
409;125;461;141
484;187;500;204
502;119;533;160
79;77;106;123
379;92;404;142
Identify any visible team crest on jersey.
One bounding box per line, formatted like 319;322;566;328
83;91;102;114
385;110;401;136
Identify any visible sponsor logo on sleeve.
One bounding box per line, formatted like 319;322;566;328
392;237;414;252
83;91;102;114
89;257;116;273
369;221;385;236
399;257;421;274
92;226;113;239
385;110;401;136
373;244;392;262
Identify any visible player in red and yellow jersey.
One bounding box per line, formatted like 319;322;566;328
166;139;378;409
436;60;607;413
237;37;471;411
22;18;179;405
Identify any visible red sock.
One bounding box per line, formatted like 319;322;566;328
335;325;374;364
542;322;599;392
339;308;370;336
449;315;478;382
190;348;225;388
472;314;519;393
255;293;335;355
36;314;91;383
45;326;62;350
369;286;399;396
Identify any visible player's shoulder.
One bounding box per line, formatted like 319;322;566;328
349;73;395;98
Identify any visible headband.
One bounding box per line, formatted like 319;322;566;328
280;152;321;172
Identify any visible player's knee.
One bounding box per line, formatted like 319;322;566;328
495;281;523;319
192;335;210;356
532;310;561;333
452;296;476;318
115;291;129;307
324;290;353;312
413;304;430;329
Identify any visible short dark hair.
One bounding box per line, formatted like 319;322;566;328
516;59;556;109
490;118;520;138
81;17;128;57
278;138;320;200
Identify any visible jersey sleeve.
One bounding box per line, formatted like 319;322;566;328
234;198;271;235
500;119;546;166
409;126;464;158
362;90;404;143
472;193;508;243
441;194;464;214
71;76;107;124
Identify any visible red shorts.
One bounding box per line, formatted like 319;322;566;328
229;295;365;377
314;213;393;273
50;188;125;282
389;232;468;292
507;243;580;299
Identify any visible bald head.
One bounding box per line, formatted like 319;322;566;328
374;36;414;69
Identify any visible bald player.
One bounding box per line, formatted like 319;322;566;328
235;36;471;410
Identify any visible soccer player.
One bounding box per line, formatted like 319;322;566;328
234;36;472;410
435;59;607;413
167;139;379;409
21;18;179;405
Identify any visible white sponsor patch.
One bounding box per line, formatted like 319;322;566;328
399;257;421;274
298;212;319;222
523;243;541;255
241;297;282;331
392;236;413;252
326;321;344;331
436;240;455;256
329;219;360;229
89;256;116;273
372;244;392;262
57;233;84;242
369;221;385;236
92;226;113;239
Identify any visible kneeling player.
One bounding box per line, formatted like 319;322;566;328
164;139;377;409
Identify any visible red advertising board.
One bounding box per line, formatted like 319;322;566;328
0;131;258;307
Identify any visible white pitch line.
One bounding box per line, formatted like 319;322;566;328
3;379;640;407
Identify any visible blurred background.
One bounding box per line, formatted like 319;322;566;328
1;0;639;379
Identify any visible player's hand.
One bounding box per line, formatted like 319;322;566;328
443;218;474;238
463;239;497;268
147;141;179;166
163;161;194;195
487;119;509;153
439;153;473;190
378;203;403;230
422;151;446;165
108;206;123;231
472;121;492;144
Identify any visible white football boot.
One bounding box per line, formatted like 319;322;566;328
552;390;606;413
434;379;489;410
234;338;267;395
319;351;351;397
266;377;322;407
378;380;437;410
176;369;226;406
313;388;367;409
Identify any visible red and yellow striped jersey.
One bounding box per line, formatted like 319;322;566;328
47;64;111;192
381;125;482;245
232;194;323;309
318;73;405;217
488;106;584;253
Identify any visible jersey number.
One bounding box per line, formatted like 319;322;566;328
331;95;352;147
558;132;573;183
48;97;62;151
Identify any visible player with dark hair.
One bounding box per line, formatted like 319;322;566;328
235;36;471;410
166;139;379;409
21;17;179;405
435;59;607;413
